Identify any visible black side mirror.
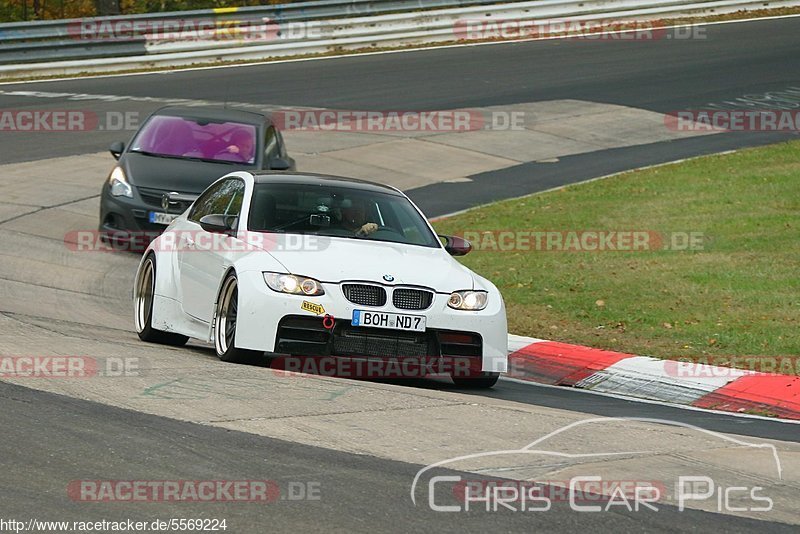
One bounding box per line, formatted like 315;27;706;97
200;214;237;234
440;235;472;256
269;157;292;171
109;141;125;160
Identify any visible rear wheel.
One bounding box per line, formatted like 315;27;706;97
451;371;500;389
214;273;262;363
135;254;189;346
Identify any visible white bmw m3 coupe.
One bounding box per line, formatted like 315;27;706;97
133;171;507;388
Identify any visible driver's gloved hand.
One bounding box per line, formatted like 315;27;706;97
355;223;378;237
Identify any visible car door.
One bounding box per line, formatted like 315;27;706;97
179;178;246;323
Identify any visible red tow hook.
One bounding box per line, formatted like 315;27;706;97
322;314;335;331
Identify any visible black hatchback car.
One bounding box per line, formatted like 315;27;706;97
99;106;295;244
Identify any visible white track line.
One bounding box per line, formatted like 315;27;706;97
501;376;800;425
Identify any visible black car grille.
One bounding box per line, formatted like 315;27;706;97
137;188;165;207
342;284;387;307
137;187;192;213
333;327;437;359
438;332;483;358
276;316;330;345
274;316;483;363
392;288;434;310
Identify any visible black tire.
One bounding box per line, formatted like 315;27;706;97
451;371;500;389
214;272;263;363
134;254;189;346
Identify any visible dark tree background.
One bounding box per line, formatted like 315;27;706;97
94;0;120;15
0;0;304;21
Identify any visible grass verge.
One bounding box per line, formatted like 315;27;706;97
433;140;800;374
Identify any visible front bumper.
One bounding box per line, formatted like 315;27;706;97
98;187;193;249
234;270;508;373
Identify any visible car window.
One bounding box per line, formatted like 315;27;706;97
130;115;258;165
189;179;245;223
248;183;439;248
385;200;427;244
276;129;288;157
225;187;244;217
264;126;279;164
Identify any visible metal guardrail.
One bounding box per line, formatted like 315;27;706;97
1;0;798;78
0;0;497;52
0;0;500;65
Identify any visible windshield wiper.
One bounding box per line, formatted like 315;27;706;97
131;150;249;165
129;150;185;160
182;156;244;165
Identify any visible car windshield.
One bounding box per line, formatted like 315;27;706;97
129;114;258;164
248;183;440;248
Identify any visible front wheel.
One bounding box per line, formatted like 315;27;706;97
451;371;500;389
214;273;262;363
134;254;189;346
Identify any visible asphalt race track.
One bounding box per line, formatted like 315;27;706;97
2;17;799;165
1;380;796;533
1;16;799;532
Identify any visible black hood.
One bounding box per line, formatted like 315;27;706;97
122;152;256;194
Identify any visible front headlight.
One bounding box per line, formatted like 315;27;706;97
263;272;325;296
448;290;488;311
108;166;133;198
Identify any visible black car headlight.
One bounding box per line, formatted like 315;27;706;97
263;272;325;296
108;167;133;198
448;290;488;311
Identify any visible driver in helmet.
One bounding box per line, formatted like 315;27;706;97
340;198;378;237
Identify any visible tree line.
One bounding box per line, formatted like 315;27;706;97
1;0;304;22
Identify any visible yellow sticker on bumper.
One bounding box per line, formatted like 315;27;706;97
301;301;325;315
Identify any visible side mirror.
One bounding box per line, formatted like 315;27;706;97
269;157;292;171
440;235;472;256
109;141;125;160
199;214;236;234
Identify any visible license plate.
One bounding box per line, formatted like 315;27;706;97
352;310;426;332
149;212;178;225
